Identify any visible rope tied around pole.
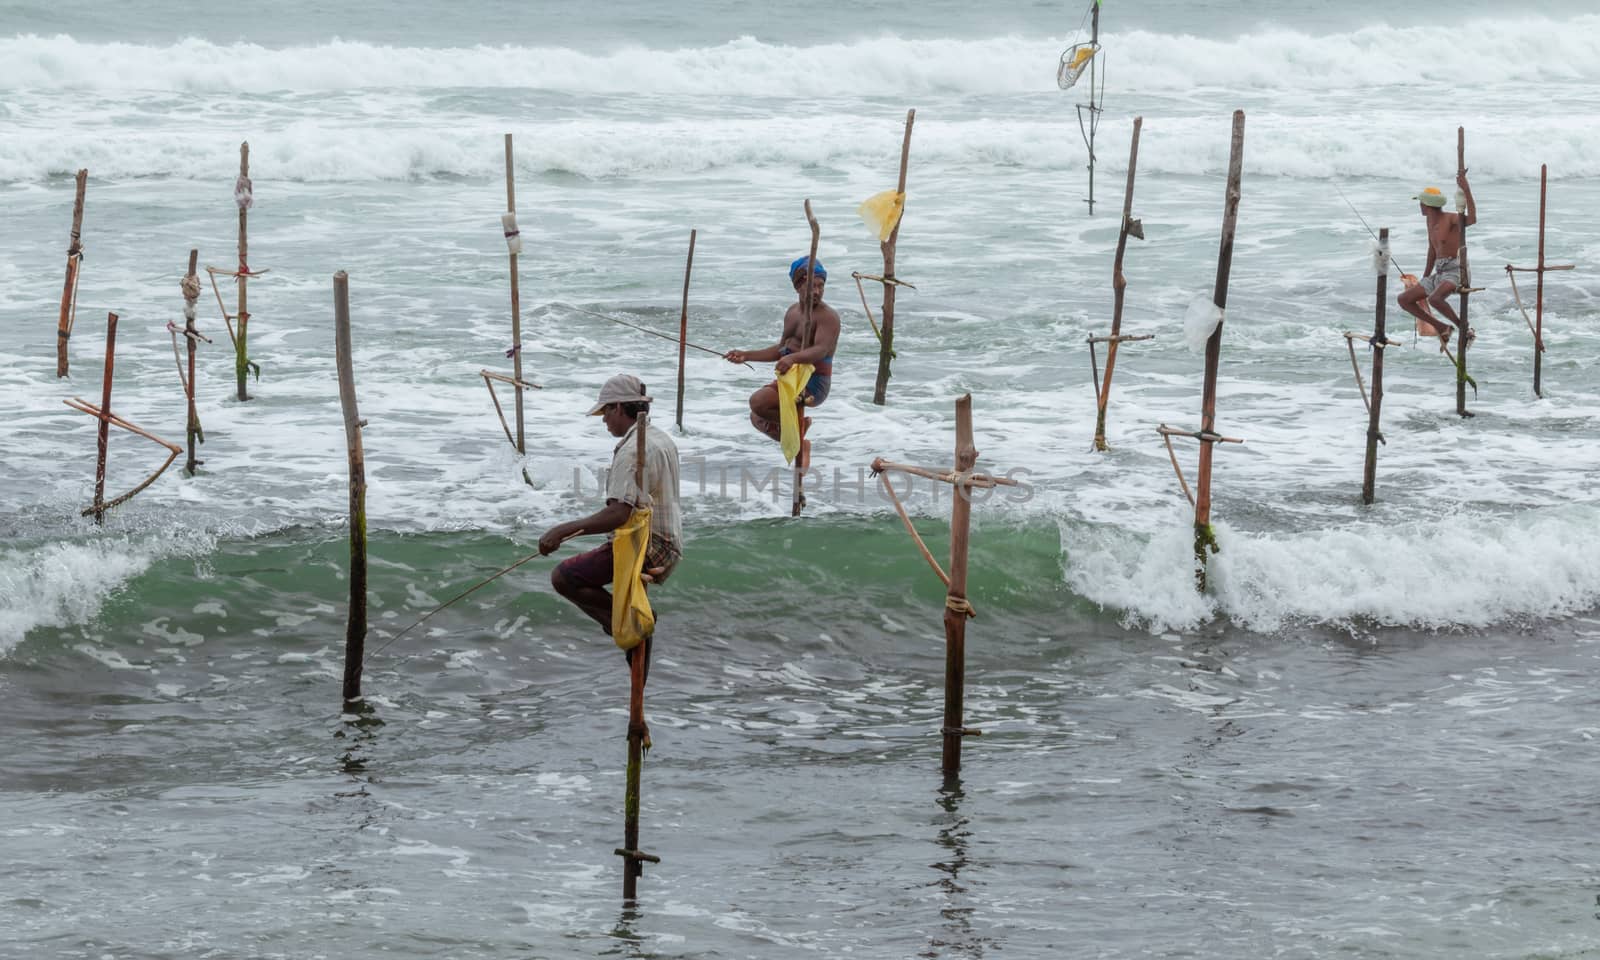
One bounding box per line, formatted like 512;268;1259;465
944;595;974;616
505;343;521;358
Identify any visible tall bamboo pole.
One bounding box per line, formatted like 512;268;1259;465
1454;127;1472;418
1362;228;1389;505
91;312;119;525
1194;110;1245;591
621;411;652;900
56;169;88;378
1085;1;1101;215
333;271;367;702
941;394;977;774
675;229;697;431
235;142;252;402
872;109;915;406
183;250;203;476
1093;116;1143;451
505;134;526;452
1534;164;1547;398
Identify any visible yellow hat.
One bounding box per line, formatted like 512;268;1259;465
1413;186;1446;208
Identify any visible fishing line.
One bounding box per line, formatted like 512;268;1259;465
1333;183;1411;276
553;301;755;369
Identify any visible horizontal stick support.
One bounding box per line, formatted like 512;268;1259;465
479;369;543;390
850;271;918;290
1342;331;1401;349
1156;424;1243;444
1505;264;1576;273
869;457;1018;488
1086;333;1154;345
613;848;661;864
939;726;983;737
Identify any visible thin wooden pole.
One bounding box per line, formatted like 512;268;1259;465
1093;116;1142;451
505;134;526;453
1086;1;1101;215
794;201;820;517
56;169;88;378
1534;164;1546;398
1362;228;1388;505
92;312;119;525
941;394;977;774
333;271;367;703
872;109;915;406
622;411;651;900
1455;127;1472;418
1194;110;1245;591
675;229;697;431
235;142;252;402
183;250;203;476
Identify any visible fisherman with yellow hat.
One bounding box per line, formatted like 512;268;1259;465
1397;171;1477;350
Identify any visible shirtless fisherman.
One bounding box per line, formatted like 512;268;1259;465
723;256;841;451
1397;171;1477;351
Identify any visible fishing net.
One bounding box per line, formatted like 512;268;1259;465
1057;42;1099;90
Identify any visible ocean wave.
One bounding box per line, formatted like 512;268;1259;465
3;17;1598;96
1065;505;1600;633
4;109;1599;183
0;528;217;651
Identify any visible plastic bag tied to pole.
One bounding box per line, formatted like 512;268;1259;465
775;362;815;464
502;211;523;255
610;506;655;651
856;190;905;242
1183;297;1225;354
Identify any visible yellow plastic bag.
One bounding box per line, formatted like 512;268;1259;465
610;506;655;651
856;189;905;242
775;362;815;465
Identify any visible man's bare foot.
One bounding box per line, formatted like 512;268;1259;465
1437;328;1452;353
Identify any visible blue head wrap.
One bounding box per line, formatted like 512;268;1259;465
789;256;826;282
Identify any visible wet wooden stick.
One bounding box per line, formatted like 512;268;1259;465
872;109;915;406
675;229;697;431
1093;116;1145;451
1194;110;1245;591
505;133;527;453
181;250;205;475
1534;164;1547;397
91;312;118;524
871;396;1016;776
235;142;253;401
1454;127;1473;418
333;271;367;703
56;169;88;378
1362;228;1389;505
617;411;659;900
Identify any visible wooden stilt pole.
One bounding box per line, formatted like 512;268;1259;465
872;109;915;407
91;312;118;525
618;411;658;900
794;201;820;517
56;169;88;379
1093;116;1144;451
940;395;978;774
1534;164;1547;398
1454;127;1473;418
1362;228;1389;505
1082;1;1102;215
505;134;526;453
870;398;1016;774
675;229;696;431
1194;110;1246;591
333;271;367;703
235;142;252;402
182;250;204;476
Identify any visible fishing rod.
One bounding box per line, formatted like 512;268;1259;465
363;545;555;663
554;301;755;370
1333;183;1412;277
